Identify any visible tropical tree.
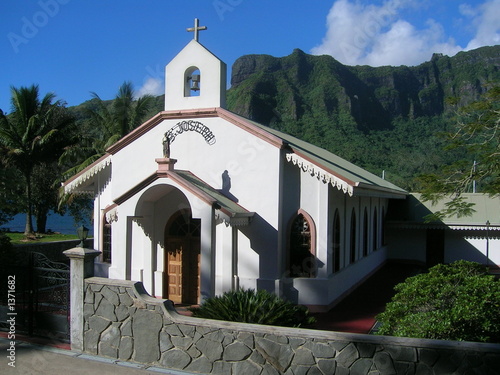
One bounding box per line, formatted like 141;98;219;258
419;85;500;219
62;81;154;176
376;261;500;343
0;85;75;236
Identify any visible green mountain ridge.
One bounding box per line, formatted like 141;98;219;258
228;45;500;130
224;45;500;190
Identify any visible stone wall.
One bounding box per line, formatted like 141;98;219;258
83;277;500;374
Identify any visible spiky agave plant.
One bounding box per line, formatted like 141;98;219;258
189;288;316;328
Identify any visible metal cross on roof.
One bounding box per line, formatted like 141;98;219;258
187;18;207;41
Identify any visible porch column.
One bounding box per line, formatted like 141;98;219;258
199;207;215;302
63;247;101;352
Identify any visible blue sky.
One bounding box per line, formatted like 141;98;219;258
1;0;499;112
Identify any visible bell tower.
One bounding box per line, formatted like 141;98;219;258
164;19;227;111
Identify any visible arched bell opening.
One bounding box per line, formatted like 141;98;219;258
184;66;201;97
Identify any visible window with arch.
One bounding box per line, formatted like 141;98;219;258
332;209;341;273
288;212;316;278
184;67;201;97
363;208;369;257
350;209;356;264
373;208;378;251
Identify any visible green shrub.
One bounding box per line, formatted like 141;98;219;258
376;260;500;342
189;288;316;328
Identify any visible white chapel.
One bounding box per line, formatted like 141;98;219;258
63;20;499;311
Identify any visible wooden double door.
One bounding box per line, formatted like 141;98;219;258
164;213;201;305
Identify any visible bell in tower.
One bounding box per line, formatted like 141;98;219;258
164;19;227;111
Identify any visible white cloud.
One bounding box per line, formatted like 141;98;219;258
465;0;500;50
136;77;164;98
311;0;498;67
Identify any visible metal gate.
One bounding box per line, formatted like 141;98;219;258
0;251;70;342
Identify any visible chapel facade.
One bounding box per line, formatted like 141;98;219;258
63;22;428;310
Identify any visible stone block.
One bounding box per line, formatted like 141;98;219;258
213;360;233;375
223;342;252;361
178;324;195;337
115;304;129;321
95;298;117;322
311;342;335;358
289;337;306;349
373;352;396;375
195;337;223;362
185;356;213;373
357;343;376;358
256;337;295;373
164;324;183;336
250;349;266;365
90;283;104;292
118;291;133;307
100;322;121;349
84;329;99;354
160;348;192;370
237;331;255;348
171;335;193;350
121;317;132;336
232;360;263;375
132;309;162;363
418;348;439;367
99;343;118;358
307;366;324;375
293;347;316;366
88;315;111;334
160;331;173;352
101;286;120;306
119;336;133;360
433;353;459;374
262;363;280;375
291;365;310;375
350;358;373;375
335;343;359;368
318;358;337;375
415;363;432;375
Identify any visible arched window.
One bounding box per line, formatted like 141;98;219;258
350;209;356;264
333;209;341;273
184;67;201;97
363;208;368;257
288;212;316;278
373;208;378;251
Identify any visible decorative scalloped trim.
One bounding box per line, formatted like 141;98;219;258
64;155;111;194
285;153;353;196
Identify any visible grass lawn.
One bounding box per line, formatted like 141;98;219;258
5;232;83;244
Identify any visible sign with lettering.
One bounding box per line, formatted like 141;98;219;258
164;120;216;145
162;120;216;158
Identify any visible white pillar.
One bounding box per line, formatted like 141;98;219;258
63;247;101;352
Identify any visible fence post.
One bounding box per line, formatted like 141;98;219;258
63;247;101;352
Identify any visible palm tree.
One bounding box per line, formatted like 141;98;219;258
0;85;75;236
62;81;154;176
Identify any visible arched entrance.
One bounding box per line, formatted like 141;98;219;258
163;211;201;304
